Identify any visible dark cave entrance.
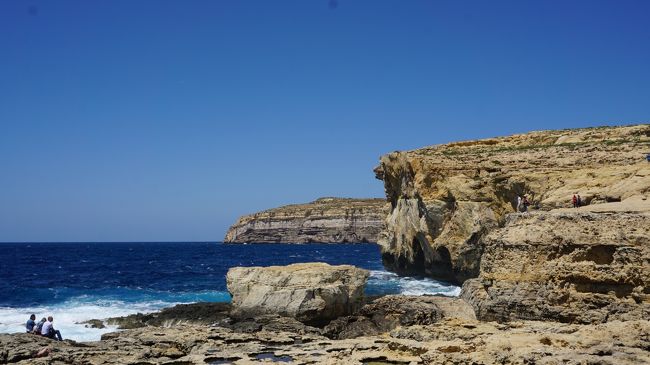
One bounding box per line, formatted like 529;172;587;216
381;236;428;277
410;236;427;275
427;246;454;283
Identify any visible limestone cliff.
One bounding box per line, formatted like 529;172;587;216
461;211;650;323
375;124;650;323
224;197;386;243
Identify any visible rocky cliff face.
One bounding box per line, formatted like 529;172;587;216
375;124;650;322
461;211;650;323
224;197;386;243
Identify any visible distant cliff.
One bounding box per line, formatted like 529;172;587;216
224;198;386;243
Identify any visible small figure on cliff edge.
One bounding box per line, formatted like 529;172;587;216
572;194;578;208
522;195;530;212
516;195;522;212
577;194;582;207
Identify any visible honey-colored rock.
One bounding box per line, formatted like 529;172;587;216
224;197;386;243
226;263;369;325
375;124;650;284
461;211;650;323
3;318;649;364
324;295;476;339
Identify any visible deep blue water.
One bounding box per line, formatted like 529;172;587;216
0;242;459;341
0;242;390;307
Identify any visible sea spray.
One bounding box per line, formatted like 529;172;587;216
1;242;460;341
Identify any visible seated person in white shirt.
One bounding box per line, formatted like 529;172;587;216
40;316;62;341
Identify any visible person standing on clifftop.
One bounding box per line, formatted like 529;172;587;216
572;194;578;208
522;196;530;212
577;194;582;207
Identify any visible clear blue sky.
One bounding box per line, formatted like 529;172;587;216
1;1;648;242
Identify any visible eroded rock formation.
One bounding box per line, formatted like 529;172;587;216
226;263;368;325
224;197;386;243
461;211;650;323
375;124;650;322
323;295;475;339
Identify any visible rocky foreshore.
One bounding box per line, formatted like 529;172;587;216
2;300;649;364
224;197;386;243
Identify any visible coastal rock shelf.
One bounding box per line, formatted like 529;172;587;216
374;124;650;322
3;306;649;364
224;197;386;243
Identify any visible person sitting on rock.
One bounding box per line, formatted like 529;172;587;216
26;314;36;333
33;317;46;335
41;316;63;341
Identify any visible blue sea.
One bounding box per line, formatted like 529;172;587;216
0;242;459;341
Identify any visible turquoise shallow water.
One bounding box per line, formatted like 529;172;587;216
0;242;459;340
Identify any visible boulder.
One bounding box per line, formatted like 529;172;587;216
226;263;369;325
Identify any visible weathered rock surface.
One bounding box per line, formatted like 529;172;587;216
102;302;232;329
224;197;386;243
3;317;649;364
324;295;475;339
374;124;650;283
461;211;650;323
226;263;369;325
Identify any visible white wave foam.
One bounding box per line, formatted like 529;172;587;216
368;270;461;297
0;300;176;342
1;272;459;342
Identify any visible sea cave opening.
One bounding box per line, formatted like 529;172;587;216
410;236;427;275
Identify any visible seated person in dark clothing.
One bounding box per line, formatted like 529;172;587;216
26;314;36;333
33;317;46;334
40;316;62;341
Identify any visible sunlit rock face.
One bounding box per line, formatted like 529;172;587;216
226;262;369;326
224;197;386;243
461;211;650;323
376;124;650;322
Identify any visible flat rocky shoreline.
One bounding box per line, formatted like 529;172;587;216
2;299;649;364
